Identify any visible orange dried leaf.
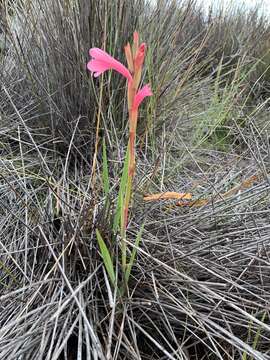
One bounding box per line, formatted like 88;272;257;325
144;192;192;201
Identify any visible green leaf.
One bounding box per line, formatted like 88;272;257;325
102;138;110;197
252;311;267;354
113;147;130;234
0;261;18;287
96;229;116;286
125;224;144;284
242;311;267;360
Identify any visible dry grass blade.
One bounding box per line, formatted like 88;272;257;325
1;0;270;359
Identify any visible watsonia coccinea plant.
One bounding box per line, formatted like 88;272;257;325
87;32;152;290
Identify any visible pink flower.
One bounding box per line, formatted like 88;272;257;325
134;43;146;69
132;84;152;110
87;48;132;82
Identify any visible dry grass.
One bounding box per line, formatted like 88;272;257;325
1;0;270;359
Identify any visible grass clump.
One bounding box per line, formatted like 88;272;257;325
1;0;270;359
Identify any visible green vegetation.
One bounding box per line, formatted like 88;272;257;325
0;0;270;359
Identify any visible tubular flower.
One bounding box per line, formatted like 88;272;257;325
134;43;146;70
87;48;132;82
132;84;152;111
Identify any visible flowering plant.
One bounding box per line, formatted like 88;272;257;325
88;32;152;289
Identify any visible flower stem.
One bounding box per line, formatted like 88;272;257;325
121;108;138;277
